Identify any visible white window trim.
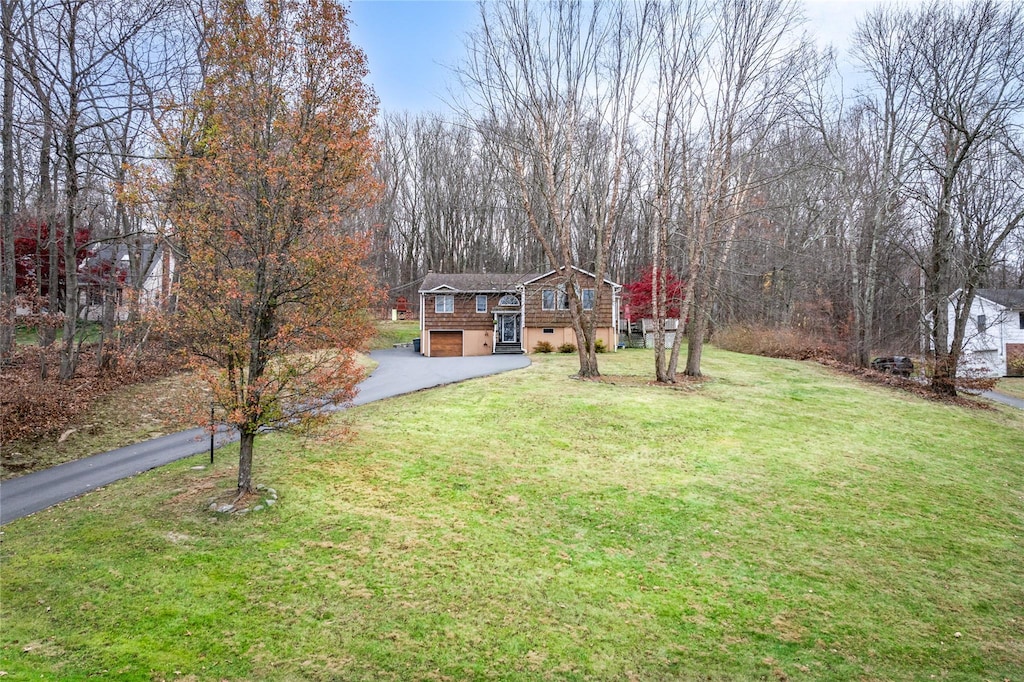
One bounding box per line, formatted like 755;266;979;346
476;295;488;313
435;294;454;314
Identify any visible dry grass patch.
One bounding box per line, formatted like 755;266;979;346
1;368;204;479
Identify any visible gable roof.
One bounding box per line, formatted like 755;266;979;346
976;288;1024;309
522;265;621;288
420;272;543;293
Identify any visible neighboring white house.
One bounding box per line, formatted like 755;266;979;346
949;288;1024;377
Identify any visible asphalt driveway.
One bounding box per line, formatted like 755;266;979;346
0;349;530;525
981;389;1024;410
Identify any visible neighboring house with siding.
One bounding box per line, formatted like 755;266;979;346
950;288;1024;377
418;268;621;357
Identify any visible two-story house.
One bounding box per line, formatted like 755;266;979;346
418;268;621;357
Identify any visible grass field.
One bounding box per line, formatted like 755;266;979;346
14;322;102;346
371;320;420;350
997;377;1024;400
2;348;1023;680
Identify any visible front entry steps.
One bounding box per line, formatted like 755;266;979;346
493;343;524;355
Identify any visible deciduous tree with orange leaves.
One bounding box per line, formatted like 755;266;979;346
168;0;379;496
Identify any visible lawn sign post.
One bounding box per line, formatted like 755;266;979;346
210;402;215;465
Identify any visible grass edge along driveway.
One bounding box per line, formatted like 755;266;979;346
2;348;1023;681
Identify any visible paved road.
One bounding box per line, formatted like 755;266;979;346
0;349;530;525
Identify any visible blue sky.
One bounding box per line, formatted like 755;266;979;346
348;1;478;113
347;0;930;114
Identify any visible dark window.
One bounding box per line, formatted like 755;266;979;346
977;314;987;333
581;288;595;311
1019;311;1024;329
542;328;554;334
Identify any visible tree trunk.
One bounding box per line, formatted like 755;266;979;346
99;277;117;370
237;429;256;495
59;130;80;382
0;0;14;362
926;176;957;397
684;301;707;377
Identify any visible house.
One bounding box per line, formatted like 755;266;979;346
79;241;175;321
950;288;1024;377
418;268;621;357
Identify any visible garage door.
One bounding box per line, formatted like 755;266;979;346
430;331;463;357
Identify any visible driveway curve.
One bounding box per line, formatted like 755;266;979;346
0;349;530;525
981;389;1024;410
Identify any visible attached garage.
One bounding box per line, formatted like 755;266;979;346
430;331;463;357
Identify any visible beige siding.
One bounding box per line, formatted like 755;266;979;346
463;329;494;356
525;327;614;353
420;271;618;357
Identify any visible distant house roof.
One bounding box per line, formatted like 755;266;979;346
976;288;1024;309
420;272;543;293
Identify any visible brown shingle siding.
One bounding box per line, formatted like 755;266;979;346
423;292;500;331
522;271;615;328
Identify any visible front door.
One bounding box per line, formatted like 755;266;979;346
499;314;519;344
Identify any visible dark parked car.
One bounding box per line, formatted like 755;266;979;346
870;356;914;376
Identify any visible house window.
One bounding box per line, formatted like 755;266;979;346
977;314;987;333
542;328;554;334
581;288;595;311
542;289;555;311
435;294;454;314
499;294;520;307
557;285;569;310
476;295;488;313
1019;311;1024;329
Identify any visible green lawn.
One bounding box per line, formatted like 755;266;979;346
370;320;420;350
996;377;1024;400
2;348;1023;680
14;322;102;346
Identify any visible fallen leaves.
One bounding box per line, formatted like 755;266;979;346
0;345;185;452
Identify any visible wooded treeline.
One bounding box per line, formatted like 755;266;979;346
367;0;1024;389
0;0;203;379
2;0;1023;394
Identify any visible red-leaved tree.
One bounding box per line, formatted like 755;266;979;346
167;0;379;495
622;266;684;320
13;219;91;305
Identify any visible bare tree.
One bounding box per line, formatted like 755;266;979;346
904;0;1024;395
641;0;708;382
676;0;808;377
17;0;172;379
459;0;650;378
0;0;15;361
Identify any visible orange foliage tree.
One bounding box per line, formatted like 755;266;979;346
167;0;378;495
